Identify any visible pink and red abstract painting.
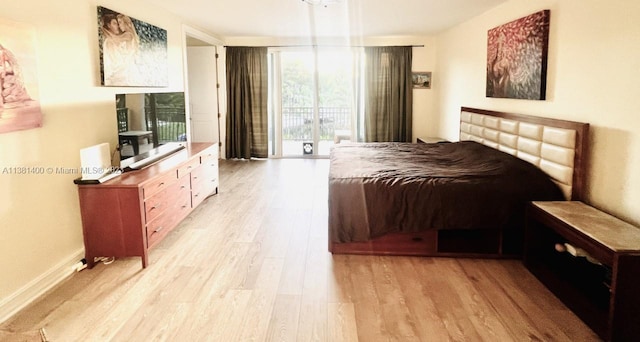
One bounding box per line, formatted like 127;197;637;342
486;10;550;100
0;18;43;134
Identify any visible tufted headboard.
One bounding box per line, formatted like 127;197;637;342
459;107;589;201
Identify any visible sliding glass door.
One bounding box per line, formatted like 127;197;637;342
269;47;360;157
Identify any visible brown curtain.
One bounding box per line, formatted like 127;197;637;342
225;47;268;159
363;46;412;142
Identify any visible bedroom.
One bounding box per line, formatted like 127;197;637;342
0;0;638;340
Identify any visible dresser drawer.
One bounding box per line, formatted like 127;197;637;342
193;169;217;194
146;211;177;248
146;189;192;248
173;189;192;220
192;162;217;204
192;177;217;207
198;155;219;185
200;146;219;163
143;171;178;199
144;188;171;223
144;175;190;223
191;182;211;208
201;156;218;174
177;158;201;178
189;164;206;185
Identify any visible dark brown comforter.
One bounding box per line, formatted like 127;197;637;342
329;141;564;243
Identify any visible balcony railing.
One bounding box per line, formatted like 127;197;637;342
147;106;187;143
282;106;351;140
117;106;186;144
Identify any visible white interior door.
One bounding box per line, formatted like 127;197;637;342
187;46;219;143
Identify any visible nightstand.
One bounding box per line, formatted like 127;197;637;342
524;201;640;341
416;137;447;144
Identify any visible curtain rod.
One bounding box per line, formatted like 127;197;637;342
223;44;424;48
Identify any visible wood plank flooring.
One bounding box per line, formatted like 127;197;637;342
0;159;600;341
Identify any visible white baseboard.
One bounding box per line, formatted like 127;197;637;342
0;248;85;324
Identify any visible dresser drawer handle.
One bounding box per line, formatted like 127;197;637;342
150;205;161;211
154;226;165;233
157;182;165;187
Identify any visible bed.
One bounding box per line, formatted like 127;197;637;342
328;107;589;257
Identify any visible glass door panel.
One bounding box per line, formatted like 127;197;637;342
269;48;360;158
316;49;355;155
280;50;315;157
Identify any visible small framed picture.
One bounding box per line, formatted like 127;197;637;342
412;71;432;89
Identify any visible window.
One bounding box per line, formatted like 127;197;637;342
268;47;363;157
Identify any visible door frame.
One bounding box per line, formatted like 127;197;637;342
181;25;225;157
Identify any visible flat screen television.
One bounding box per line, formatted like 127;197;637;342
115;92;188;171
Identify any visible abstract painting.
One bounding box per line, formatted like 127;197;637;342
486;10;550;100
0;18;43;134
97;6;168;87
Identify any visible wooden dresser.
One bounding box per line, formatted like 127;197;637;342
77;143;219;269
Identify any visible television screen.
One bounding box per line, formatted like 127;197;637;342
115;92;187;170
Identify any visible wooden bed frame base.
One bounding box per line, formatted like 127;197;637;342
329;228;522;259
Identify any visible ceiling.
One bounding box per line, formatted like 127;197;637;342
146;0;507;39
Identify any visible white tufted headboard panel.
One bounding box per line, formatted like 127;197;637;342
459;107;589;200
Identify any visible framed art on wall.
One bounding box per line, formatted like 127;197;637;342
486;10;550;100
0;18;43;134
412;71;432;89
97;6;168;87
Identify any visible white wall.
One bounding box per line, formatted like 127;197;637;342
0;0;193;321
435;0;640;226
226;35;438;142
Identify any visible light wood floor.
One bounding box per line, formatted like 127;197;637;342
1;159;600;341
